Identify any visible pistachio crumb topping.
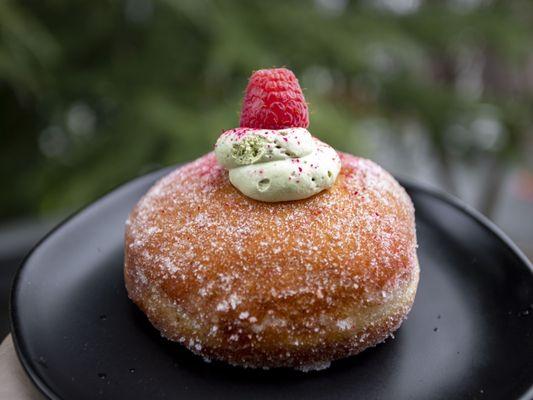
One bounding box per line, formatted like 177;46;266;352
231;135;267;165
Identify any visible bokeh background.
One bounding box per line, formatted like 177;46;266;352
1;0;532;336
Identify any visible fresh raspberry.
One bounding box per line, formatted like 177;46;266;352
239;68;309;130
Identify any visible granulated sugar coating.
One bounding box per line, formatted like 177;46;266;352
124;152;419;370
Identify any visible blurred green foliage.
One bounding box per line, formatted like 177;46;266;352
1;0;532;219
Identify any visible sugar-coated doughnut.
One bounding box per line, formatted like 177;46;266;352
124;151;419;370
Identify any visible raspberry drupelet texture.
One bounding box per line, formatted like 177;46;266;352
239;68;309;130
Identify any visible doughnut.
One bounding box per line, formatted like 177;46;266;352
124;151;419;370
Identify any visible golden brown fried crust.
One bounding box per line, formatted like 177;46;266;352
124;152;419;370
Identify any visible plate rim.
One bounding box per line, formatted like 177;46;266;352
9;166;533;400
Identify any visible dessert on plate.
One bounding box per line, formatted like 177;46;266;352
124;68;419;371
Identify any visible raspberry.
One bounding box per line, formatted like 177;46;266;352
239;68;309;130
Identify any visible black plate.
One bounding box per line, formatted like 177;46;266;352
10;167;533;400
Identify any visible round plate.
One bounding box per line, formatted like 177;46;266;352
11;167;533;400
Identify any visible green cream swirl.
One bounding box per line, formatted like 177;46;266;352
214;127;341;202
